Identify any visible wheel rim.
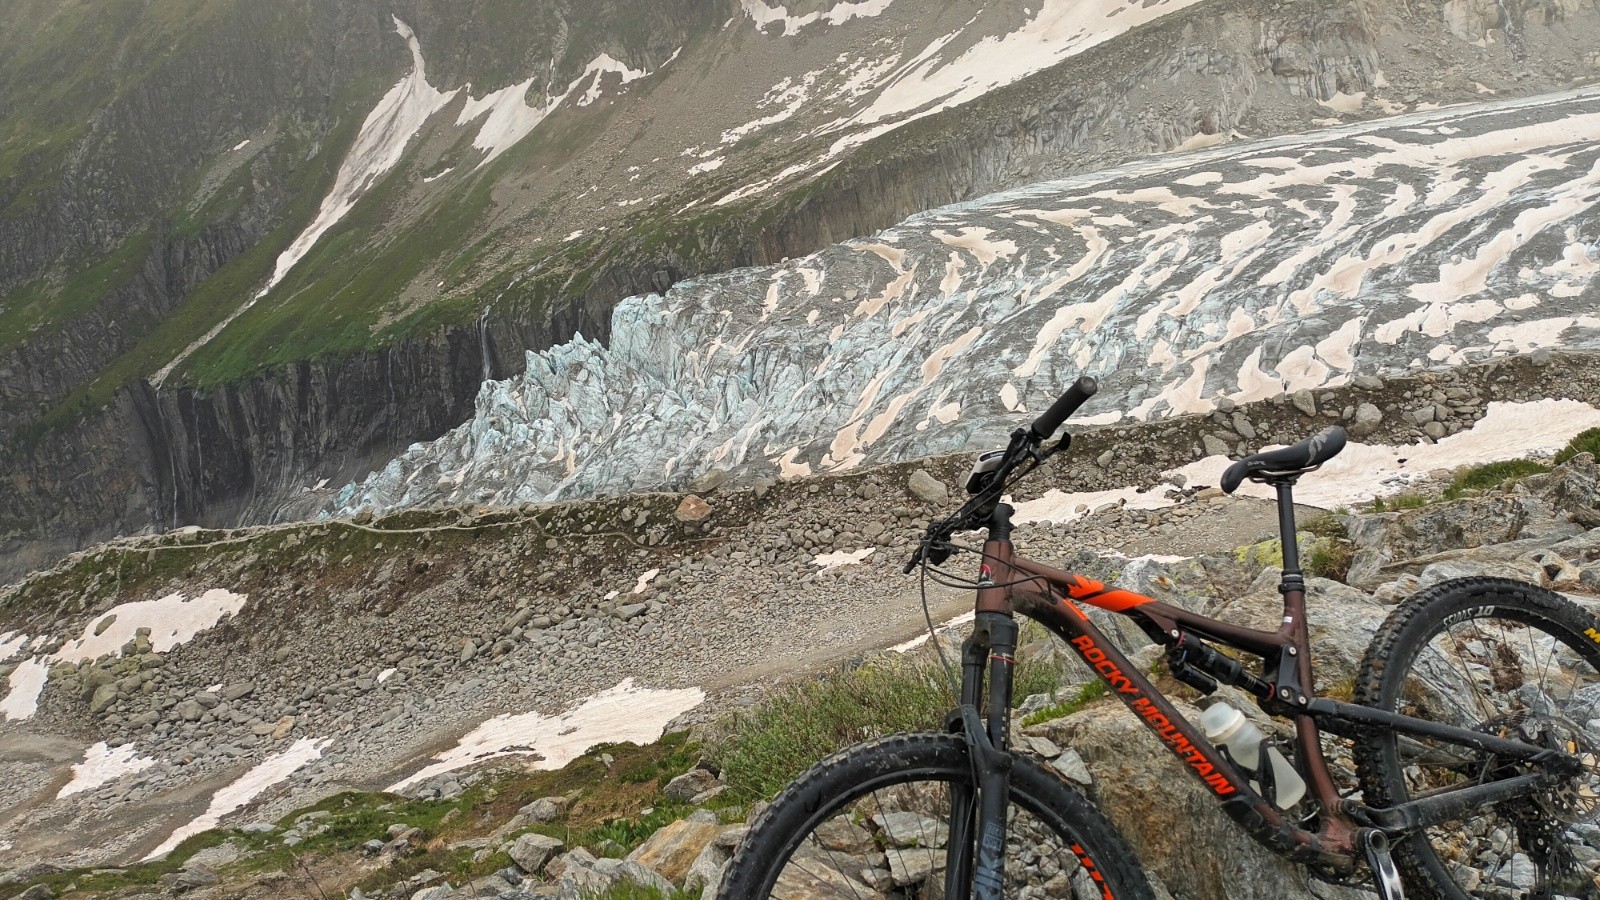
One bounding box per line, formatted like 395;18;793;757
1381;606;1600;899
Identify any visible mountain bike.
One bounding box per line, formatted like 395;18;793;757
717;376;1600;899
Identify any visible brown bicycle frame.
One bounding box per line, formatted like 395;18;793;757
976;536;1364;869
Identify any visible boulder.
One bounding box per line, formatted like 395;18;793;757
628;818;719;883
508;833;564;874
907;470;949;504
676;495;713;523
1030;703;1371;900
663;768;719;801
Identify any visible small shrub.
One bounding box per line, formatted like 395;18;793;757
1442;459;1550;500
1304;537;1354;582
579;801;693;853
1300;513;1348;540
1370;492;1429;512
1557;427;1600;465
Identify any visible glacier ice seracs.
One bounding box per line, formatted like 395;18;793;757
331;86;1600;517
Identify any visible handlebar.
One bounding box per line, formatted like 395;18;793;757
906;373;1100;573
1029;375;1097;442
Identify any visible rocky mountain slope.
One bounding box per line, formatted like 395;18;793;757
5;349;1600;898
5;0;1600;580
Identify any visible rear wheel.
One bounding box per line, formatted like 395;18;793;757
1353;577;1600;899
715;732;1154;898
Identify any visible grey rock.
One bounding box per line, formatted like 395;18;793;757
663;768;719;801
222;682;256;701
1290;390;1317;417
508;833;565;874
1051;748;1093;785
1350;402;1383;437
907;470;948;503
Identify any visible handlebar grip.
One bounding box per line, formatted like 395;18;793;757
1029;375;1099;440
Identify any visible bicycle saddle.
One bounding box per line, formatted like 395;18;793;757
1220;426;1347;493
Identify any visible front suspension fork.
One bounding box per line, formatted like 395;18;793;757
945;612;1019;900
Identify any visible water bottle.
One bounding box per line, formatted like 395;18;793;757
1198;702;1306;809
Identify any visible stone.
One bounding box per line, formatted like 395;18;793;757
663;768;719;801
222;682;256;701
1290;390;1317;417
1201;434;1231;457
1051;749;1093;785
595;858;673;892
627;818;719;883
1033;701;1354;899
508;833;565;874
15;886;55;900
885;847;947;886
907;470;948;503
521;797;565;823
1349;402;1384;437
871;811;948;848
813;816;875;854
89;683;119;713
676;495;713;523
161;864;219;890
409;886;454;900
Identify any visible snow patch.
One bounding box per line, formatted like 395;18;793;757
387;679;703;791
0;658;49;721
58;742;157;799
0;631;27;661
0;590;246;722
742;0;895;33
145;738;330;860
1018;400;1600;525
57;590;247;664
891;610;976;653
813;548;876;570
632;568;661;593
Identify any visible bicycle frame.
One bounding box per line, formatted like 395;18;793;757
944;501;1579;897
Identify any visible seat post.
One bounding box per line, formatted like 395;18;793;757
1273;479;1304;592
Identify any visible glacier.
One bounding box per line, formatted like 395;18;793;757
331;86;1600;516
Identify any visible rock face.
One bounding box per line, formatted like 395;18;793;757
7;0;1600;579
331;88;1600;517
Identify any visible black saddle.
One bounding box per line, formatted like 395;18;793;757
1220;426;1347;494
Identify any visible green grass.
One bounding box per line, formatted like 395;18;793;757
708;652;1068;801
582;885;699;900
1442;459;1551;500
0;229;153;356
1020;680;1110;727
1557;427;1600;465
1369;492;1430;513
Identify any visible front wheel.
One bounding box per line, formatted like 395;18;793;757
1353;576;1600;899
715;732;1154;899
